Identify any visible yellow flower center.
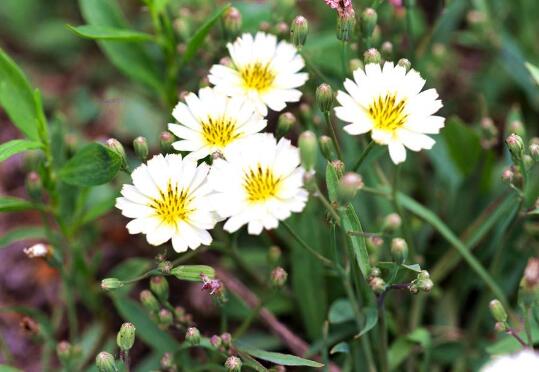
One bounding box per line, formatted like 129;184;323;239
239;62;275;92
368;93;408;132
151;182;193;226
243;165;281;203
201;116;241;148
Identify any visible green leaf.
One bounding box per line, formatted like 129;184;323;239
355;306;378;338
152;0;171;14
0;196;36;212
0;139;42;162
526;62;539;85
0;365;23;372
0;226;46;248
59;143;122;186
171;265;215;282
325;161;339;203
0;48;43;141
442;117;481;176
329;342;349;355
239;347;324;368
401;263;422;273
328;298;354;324
180;4;231;66
67;24;153;41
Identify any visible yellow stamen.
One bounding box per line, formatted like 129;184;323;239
151;182;193;225
368;93;408;132
244;165;281;203
201;116;240;148
239;62;275;92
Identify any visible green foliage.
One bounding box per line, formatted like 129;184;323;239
66;25;154;42
0;196;37;212
238;347;324;368
0;139;42;162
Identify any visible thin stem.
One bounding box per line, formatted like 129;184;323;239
392;165;416;259
377;299;389;372
301;51;332;82
523;305;533;347
353;141;376;171
282;221;334;267
404;0;416;61
314;184;340;223
507;328;528;348
341;41;349;78
233;301;264;339
323;112;343;161
61;270;78;341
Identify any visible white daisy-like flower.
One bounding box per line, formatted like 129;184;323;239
208;32;309;116
481;350;539;372
208;133;308;235
116;154;217;253
334;62;445;164
168;87;266;160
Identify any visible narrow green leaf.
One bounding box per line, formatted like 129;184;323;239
152;0;171;14
355;306;378;338
0;139;42;162
526;62;539;85
328;299;354;324
171;265;215;282
180;4;231;65
325;162;338;203
59;143;122;186
0;226;46;248
329;342;349;355
240;347;324;368
339;205;371;278
401;263;421;273
0;196;36;213
0;365;23;372
67;24;153;41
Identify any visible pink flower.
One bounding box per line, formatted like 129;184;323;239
323;0;354;17
201;274;223;296
389;0;403;7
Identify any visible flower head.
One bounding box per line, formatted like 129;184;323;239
209;32;308;115
116;154;217;252
168;87;266;160
481;350;539;372
209;134;308;235
335;62;445;164
324;0;355;17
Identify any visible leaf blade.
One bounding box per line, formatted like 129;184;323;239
67;24;153;42
239;347;324;368
0;139;42;162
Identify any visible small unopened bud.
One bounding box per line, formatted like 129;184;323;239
290;16;308;49
210;335;222;348
26;172;42;201
96;351;116;372
349;58;363;72
133;136;149;161
106;138;127;169
361;8;377;38
277;112;296;138
489;299;507;322
158;260;173;274
298;131;318;171
302;171;317;193
397;58;411;72
158;309;174;329
330;160;344;178
501;167;514;183
367;236;384;251
271;267;288;288
337;12;356;41
223;7;242;36
101;278;124;291
390;238;408;263
522;154;533;170
319;135;337;160
316;83;334;113
221;332;232;347
150;276;169;302
299;103;311;122
57;341;72;366
416;278;433;292
508;120;525;138
117;322;136;351
480;117;499;149
338;172;364;203
523;258;539;289
267;246;282;266
381;41;393;60
23;243;51;259
494;321;508;332
369;267;381;278
185;327;201;345
276;22;289;38
259;21;271;32
140;290;160;313
506;133;524;162
160;131;174;154
383;213;402;231
161;352;173;369
225;356;242;372
364;48;381;65
529;143;539;162
369;277;386;294
417;270;430;281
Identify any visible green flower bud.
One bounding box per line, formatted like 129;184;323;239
390;237;408;263
501;168;514;183
140;290;160;313
25;172;42;202
330;160;345;179
117;322;136;351
337;172;364;203
369;276;386;294
364;48;381;65
506;133;524;162
160;131;174;154
298;131;318;171
158;309;174;329
369;266;381;279
277;112;296;138
337;12;356;42
158;260;173;274
381;41;393;60
57;341;73;366
489;299;507;323
275;22;289;38
397;58;411;72
319;135;337;161
270;267;288;288
150;276;169;302
290;16;308;49
223;7;242;37
267;246;282;266
133;136;149;161
302;171;317;193
417;270;430;281
221;332;232;347
225;356;242;372
383;213;402;231
160;352;173;369
508;120;525;139
349;58;363;72
316;83;335;113
494;321;508;332
210;335;222;348
529;143;539;162
480;117;499;149
185;327;201;345
523;154;533;170
106;138;127;170
360;8;377;38
101;278;124;291
96;351;117;372
417;278;433;293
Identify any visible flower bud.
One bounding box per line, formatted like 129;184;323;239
337;12;356;41
319;135;337;161
337;172;364;203
26;172;42;201
479;117;498;149
302;171;317;194
277;112;296;138
390;238;408;263
185;327;201;345
117;322;136;351
221;332;232;347
133;136;149;161
223;7;242;36
270;267;288;288
416;278;433;292
494;321;508;332
316;83;335;113
158;309;174;329
101;278;124;291
349;58;363;72
290;16;308;49
275;22;289;38
23;243;51;259
369;276;386;294
397;58;411;72
106;138;127;169
299;103;311;122
57;341;73;366
267;246;282;266
522;154;533;170
330;160;344;179
360;8;377;38
96;351;116;372
161;352;173;369
501;167;513;183
522;258;539;289
298;131;318;171
158;260;173;274
529;143;539;162
506;133;524;162
381;41;393;60
417;270;430;281
160;131;174;154
150;276;169;302
489;299;507;323
383;213;402;231
210;335;222;348
369;266;381;279
363;48;381;65
140;290;160;313
508;120;525;139
225;356;242;372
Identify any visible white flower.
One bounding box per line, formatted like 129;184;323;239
208;32;309;116
168;87;266;160
334;62;445;164
481;350;539;372
208;133;308;235
23;243;50;258
116;154;217;253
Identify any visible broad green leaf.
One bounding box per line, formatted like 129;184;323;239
67;24;153;41
526;62;539;85
0;48;43;141
180;4;231;65
0;139;42;162
328;298;354;324
239;347;324;368
171;265;215;281
0;226;46;248
355;306;378;339
59;143;122;186
152;0;171;14
330;342;349;355
325;162;339;203
0;196;35;212
0;365;23;372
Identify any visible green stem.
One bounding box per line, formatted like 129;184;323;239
282;221;334;267
61;270;79;341
524;305;533;347
404;0;416;61
324;112;344;161
341;41;349;78
392;165;416;259
314;184;341;223
377;297;389;372
353;141;375;171
301;51;332;82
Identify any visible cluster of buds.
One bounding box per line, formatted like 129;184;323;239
270;267;288;288
368;267;385;294
409;270;433;294
57;341;81;369
489;299;509;332
209;331;235;354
